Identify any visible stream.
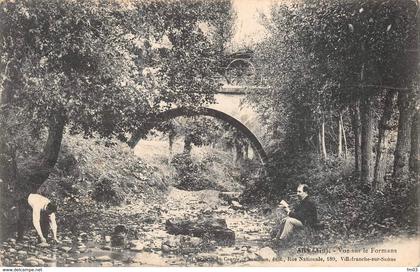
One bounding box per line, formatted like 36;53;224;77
1;187;277;267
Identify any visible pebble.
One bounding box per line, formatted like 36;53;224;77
60;247;72;253
130;252;166;266
101;245;111;250
217;256;227;265
129;240;145;252
24;257;44;266
77;245;86;250
95;255;112;262
164;237;180;248
256;247;277;261
79;232;88;240
62;238;72;244
101;261;113;266
39;256;56;262
3;258;10;266
148;240;163;249
189;237;202;247
77;256;89;262
17;250;27;256
128;240;140;246
130;245;144;252
161;244;171;253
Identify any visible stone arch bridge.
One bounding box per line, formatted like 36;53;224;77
129;50;269;164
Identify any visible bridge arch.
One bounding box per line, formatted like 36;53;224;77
129;107;268;165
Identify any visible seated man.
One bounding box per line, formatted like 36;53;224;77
274;184;317;242
17;193;60;245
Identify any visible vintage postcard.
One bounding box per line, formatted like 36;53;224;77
0;0;418;269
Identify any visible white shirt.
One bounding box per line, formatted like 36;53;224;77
27;193;58;242
28;193;50;211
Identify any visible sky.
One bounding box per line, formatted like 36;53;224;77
230;0;275;49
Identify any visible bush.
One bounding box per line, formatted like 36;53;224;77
171;153;221;191
242;152;353;204
91;175;124;205
374;176;419;230
320;172;419;239
55;150;80;177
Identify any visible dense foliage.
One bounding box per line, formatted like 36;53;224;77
249;0;417;187
170;149;244;192
243;0;419;245
0;0;233;189
0;0;151;140
0;0;234;239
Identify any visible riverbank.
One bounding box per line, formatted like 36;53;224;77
1;186;418;267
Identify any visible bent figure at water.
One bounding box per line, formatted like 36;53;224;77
17;193;60;246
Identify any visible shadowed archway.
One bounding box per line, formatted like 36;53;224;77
128;107;268;165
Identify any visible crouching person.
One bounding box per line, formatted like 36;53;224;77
17;193;60;245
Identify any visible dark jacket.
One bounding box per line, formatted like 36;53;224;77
289;196;317;227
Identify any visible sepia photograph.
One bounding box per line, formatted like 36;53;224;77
0;0;419;269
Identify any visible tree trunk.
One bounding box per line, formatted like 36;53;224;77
321;120;327;160
244;141;249;159
0;136;18;241
409;107;419;176
0;143;18;191
409;11;420;176
351;101;361;173
298;116;309;151
338;113;343;157
360;95;374;185
341;113;348;159
16;115;65;195
168;130;175;160
234;139;244;165
318;127;322;157
42;116;66;169
183;134;192;155
373;90;396;191
409;10;420;177
393;90;413;181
